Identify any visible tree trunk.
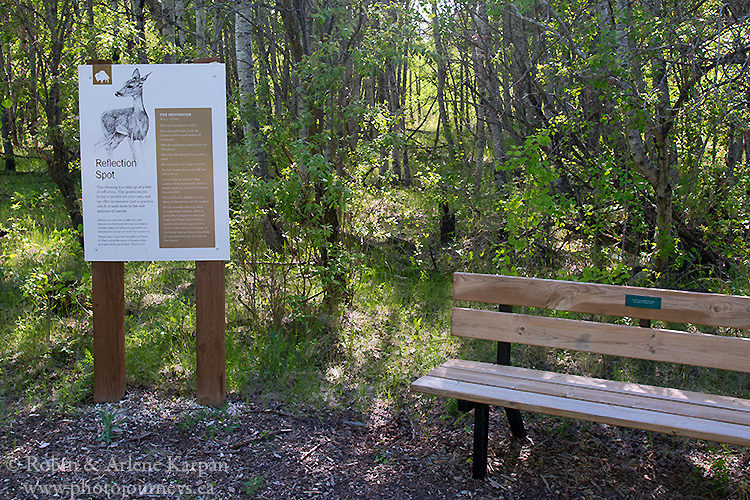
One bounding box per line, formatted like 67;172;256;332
387;58;401;181
144;0;178;62
432;0;455;159
503;6;528;130
86;0;96;55
0;36;16;172
264;8;283;118
439;202;456;245
195;0;207;57
610;0;675;275
651;48;675;275
236;0;268;178
378;69;389;177
46;96;82;238
400;38;411;185
473;100;486;191
213;2;224;58
474;1;506;188
1;107;15;172
39;0;83;245
108;0;122;62
131;0;148;63
174;0;187;48
277;0;343;313
253;5;274;117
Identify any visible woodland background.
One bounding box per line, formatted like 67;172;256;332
0;0;749;446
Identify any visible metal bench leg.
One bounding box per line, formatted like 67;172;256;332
504;407;526;439
472;403;489;479
497;304;527;440
496;339;527;439
497;340;526;438
457;399;475;413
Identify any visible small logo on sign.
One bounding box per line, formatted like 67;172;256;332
92;64;112;85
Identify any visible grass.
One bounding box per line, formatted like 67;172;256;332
175;406;238;439
1;167;749;416
331;258;453;409
243;474;265;497
97;406;122;445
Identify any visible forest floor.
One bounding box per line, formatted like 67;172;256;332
1;388;747;499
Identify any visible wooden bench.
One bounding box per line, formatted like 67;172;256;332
412;273;750;479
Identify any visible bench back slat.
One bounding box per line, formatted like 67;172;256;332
452;307;750;372
453;273;750;329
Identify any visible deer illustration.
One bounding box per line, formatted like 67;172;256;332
98;68;151;158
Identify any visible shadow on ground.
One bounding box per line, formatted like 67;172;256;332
0;390;746;499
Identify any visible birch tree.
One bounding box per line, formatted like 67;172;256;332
235;0;268;177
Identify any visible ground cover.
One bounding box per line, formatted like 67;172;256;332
0;389;747;499
0;168;748;498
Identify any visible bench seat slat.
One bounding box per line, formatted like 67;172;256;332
412;368;750;447
453;273;750;329
452;307;750;373
443;359;750;412
430;360;750;426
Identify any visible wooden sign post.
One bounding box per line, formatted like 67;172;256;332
196;260;226;405
92;261;126;402
194;58;226;407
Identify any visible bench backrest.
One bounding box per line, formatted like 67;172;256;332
452;273;750;373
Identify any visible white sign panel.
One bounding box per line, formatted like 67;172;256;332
78;63;230;261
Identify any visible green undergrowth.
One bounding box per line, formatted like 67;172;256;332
1;171;91;411
327;255;453;411
0;169;749;421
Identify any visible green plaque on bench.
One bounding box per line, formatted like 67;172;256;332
625;294;662;309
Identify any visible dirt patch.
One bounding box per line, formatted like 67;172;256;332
0;389;747;498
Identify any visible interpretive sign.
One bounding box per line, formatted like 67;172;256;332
78;64;229;261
